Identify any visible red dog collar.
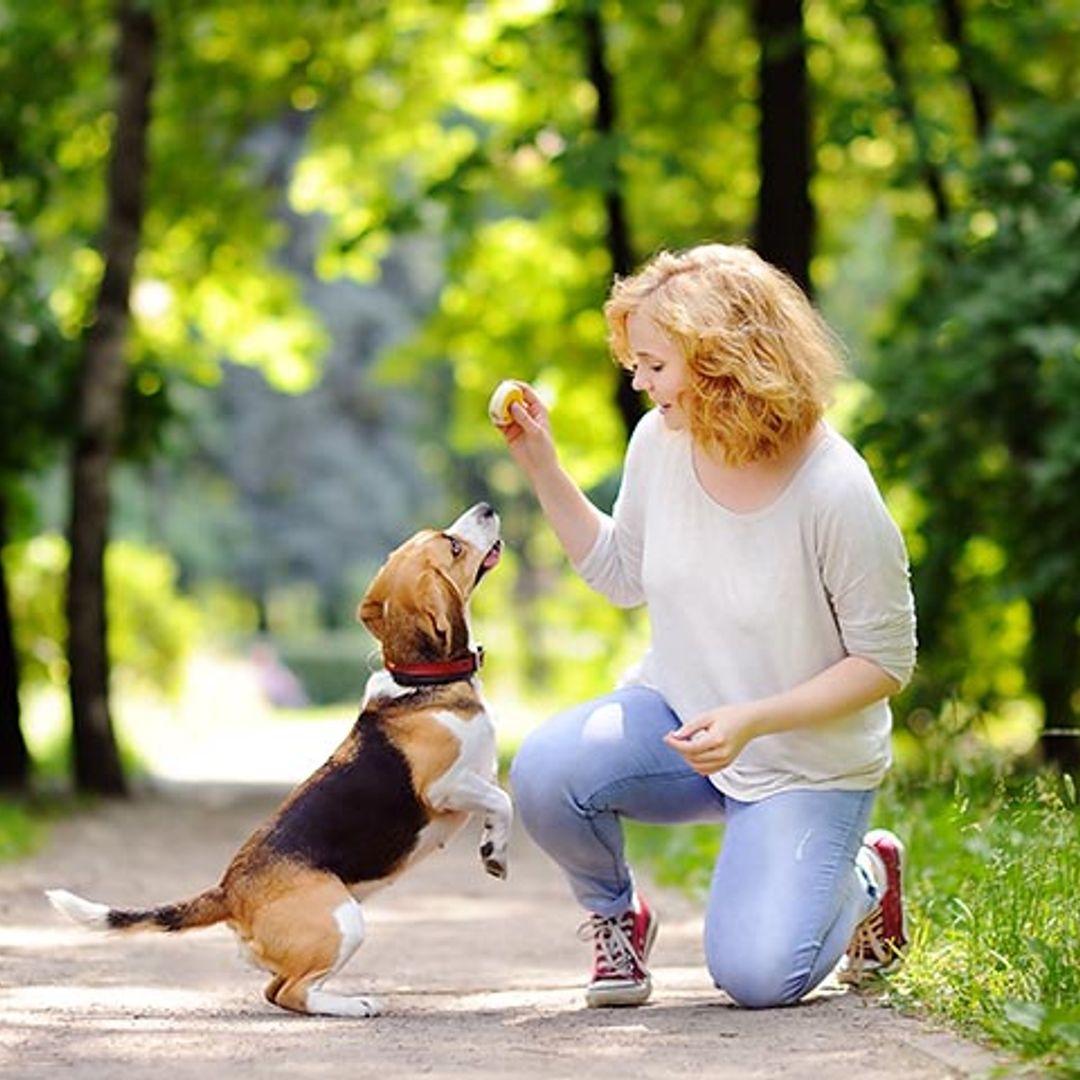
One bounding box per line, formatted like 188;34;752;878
385;646;484;687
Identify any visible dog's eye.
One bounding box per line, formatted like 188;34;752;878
447;536;463;558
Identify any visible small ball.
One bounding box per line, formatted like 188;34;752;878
488;381;527;426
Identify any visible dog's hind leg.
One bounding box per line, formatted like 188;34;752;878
263;973;287;1007
252;874;379;1018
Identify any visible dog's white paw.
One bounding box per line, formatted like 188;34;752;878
480;840;508;880
306;989;381;1018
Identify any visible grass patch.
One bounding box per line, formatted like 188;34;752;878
879;768;1080;1078
625;820;720;898
0;798;44;861
625;766;1080;1077
0;789;81;863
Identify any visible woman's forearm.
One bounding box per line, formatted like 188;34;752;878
526;460;604;565
749;656;901;738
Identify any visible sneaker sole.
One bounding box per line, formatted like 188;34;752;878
586;975;653;1008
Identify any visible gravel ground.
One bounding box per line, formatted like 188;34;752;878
0;780;1005;1079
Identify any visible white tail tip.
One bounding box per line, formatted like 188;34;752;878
46;888;111;929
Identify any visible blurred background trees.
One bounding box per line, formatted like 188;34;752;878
1;0;1077;793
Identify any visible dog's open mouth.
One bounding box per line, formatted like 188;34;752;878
475;539;502;584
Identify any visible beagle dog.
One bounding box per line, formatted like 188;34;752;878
47;502;512;1018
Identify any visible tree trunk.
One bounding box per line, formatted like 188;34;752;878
1030;593;1080;774
581;8;645;441
0;494;30;791
752;0;814;294
66;0;157;796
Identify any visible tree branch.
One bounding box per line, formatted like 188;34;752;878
938;0;992;142
865;0;951;226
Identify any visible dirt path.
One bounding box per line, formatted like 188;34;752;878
0;780;1003;1079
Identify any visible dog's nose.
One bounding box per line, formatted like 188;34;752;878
476;502;495;519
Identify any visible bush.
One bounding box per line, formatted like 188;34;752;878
276;632;374;706
0;799;41;862
854;101;1080;743
5;533;200;697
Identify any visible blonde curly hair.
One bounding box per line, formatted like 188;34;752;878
604;244;843;465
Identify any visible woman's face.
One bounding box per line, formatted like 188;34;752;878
626;304;690;431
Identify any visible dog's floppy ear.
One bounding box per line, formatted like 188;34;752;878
357;567;389;641
411;568;468;659
357;557;469;662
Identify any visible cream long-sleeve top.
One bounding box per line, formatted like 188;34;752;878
575;409;917;802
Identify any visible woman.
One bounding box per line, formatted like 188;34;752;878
494;243;916;1009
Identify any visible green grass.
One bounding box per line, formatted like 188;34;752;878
626;766;1080;1078
880;768;1080;1078
0;798;44;861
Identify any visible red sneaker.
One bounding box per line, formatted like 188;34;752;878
839;829;908;985
580;892;658;1007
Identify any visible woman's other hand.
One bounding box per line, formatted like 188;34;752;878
663;704;762;775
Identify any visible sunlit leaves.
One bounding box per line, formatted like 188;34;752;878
3;533;199;696
0;238;73;495
189;271;326;392
385;213;623;485
2;0;343;402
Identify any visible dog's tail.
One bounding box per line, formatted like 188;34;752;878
46;886;230;935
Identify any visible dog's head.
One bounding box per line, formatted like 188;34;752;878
357;502;502;667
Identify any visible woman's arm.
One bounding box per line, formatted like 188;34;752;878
664;656;901;775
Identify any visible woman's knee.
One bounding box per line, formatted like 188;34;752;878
509;696;617;811
510;688;688;834
705;937;811;1009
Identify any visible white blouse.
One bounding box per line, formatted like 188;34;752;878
575;409;917;801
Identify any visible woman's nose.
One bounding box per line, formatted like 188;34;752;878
631;368;647;392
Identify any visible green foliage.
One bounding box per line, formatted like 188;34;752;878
625;820;720;898
878;769;1080;1077
4;535;200;697
0;791;86;862
0;225;75;520
295;1;765;478
1;0;331;397
855;100;1080;727
2;0;1079;792
0;799;42;862
276;633;373;707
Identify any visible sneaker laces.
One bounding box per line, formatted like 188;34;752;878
578;911;643;981
843;904;897;983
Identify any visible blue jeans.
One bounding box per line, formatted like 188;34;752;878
510;686;878;1008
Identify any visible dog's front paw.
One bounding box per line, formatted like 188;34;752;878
480;840;508;880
